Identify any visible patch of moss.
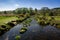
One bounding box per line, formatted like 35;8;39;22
15;35;21;40
19;27;27;34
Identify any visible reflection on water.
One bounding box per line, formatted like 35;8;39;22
0;19;60;40
5;36;8;40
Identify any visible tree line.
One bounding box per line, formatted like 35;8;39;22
0;7;60;16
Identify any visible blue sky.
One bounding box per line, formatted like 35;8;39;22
0;0;60;11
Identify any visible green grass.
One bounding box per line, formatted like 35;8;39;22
44;16;60;20
0;16;18;25
54;16;60;20
15;35;21;40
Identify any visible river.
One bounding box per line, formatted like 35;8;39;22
0;19;60;40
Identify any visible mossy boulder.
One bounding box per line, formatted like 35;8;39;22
39;20;46;26
27;24;30;26
55;24;60;29
23;24;27;27
16;20;22;24
7;22;15;27
46;21;50;25
0;24;10;36
0;28;6;35
15;35;21;40
11;20;16;22
19;27;27;34
0;28;5;31
49;21;55;26
0;25;6;28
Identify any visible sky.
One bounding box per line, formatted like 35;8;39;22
0;0;60;11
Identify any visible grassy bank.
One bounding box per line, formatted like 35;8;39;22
0;14;31;36
34;15;60;28
46;16;60;20
0;16;18;25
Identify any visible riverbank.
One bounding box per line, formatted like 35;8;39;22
34;15;60;28
0;16;18;25
0;14;31;36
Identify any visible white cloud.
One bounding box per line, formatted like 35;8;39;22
14;4;20;7
0;7;16;11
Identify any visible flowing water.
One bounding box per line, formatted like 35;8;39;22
0;19;60;40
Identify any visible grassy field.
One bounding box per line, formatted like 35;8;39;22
0;16;18;25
